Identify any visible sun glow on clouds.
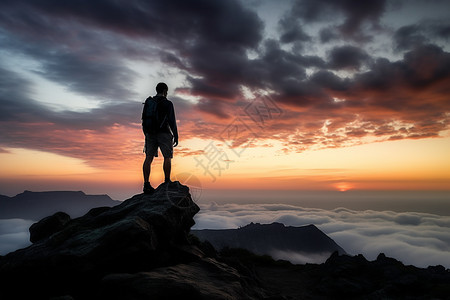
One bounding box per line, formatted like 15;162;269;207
185;136;450;191
2;133;448;198
0;148;97;176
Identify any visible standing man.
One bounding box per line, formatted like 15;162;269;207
142;82;178;194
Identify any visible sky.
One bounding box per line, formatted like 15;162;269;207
0;0;450;199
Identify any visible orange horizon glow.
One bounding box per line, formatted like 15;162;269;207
1;134;449;199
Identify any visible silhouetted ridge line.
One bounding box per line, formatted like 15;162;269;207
192;222;346;258
0;190;119;220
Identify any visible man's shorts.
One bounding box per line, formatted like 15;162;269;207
144;132;173;158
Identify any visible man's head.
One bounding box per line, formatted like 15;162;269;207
156;82;168;96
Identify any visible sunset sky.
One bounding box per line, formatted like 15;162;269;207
0;0;449;199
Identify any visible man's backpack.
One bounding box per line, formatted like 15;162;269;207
142;96;160;134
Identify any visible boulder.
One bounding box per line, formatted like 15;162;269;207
29;211;71;243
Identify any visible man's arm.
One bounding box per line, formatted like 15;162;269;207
141;98;148;134
168;102;178;146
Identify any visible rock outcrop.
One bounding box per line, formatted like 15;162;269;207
0;182;268;300
223;248;450;299
29;211;71;243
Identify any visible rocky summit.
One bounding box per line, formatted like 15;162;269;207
0;182;261;299
1;182;450;300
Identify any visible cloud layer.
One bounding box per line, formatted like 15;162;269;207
193;203;450;268
0;0;449;168
1;203;449;269
0;219;33;255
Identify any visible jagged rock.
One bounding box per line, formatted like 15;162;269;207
99;258;266;300
0;181;200;299
29;211;71;243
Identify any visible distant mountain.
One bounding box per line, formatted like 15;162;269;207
192;222;346;259
0;190;120;220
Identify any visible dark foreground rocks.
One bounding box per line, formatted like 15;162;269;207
224;249;450;300
1;182;449;299
0;182;265;299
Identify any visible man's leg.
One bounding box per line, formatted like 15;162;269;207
143;155;153;184
163;157;171;182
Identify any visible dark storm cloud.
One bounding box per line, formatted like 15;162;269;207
0;67;44;122
283;0;387;41
278;14;311;44
357;44;450;91
0;0;267;162
327;45;370;70
0;13;139;100
402;44;450;87
0;65;143;165
196;99;230;119
0;63;204;167
0;65;140;129
311;71;351;92
238;40;450;150
0;0;449;163
8;0;263;50
240;40;327;106
394;24;428;51
35;51;138;100
319;27;338;43
0;0;263;104
332;0;386;38
433;23;450;40
394;20;450;51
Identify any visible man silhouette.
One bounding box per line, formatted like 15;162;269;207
142;82;178;194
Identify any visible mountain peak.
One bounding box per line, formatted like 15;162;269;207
193;222;346;262
241;221;285;230
0;190;118;220
19;190;87;197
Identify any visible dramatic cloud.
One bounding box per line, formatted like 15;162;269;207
394;20;450;51
327;45;370;70
193;203;450;268
0;0;449;168
280;0;387;41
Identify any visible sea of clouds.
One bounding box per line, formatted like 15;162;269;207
0;219;33;255
193;203;450;268
1;204;449;269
